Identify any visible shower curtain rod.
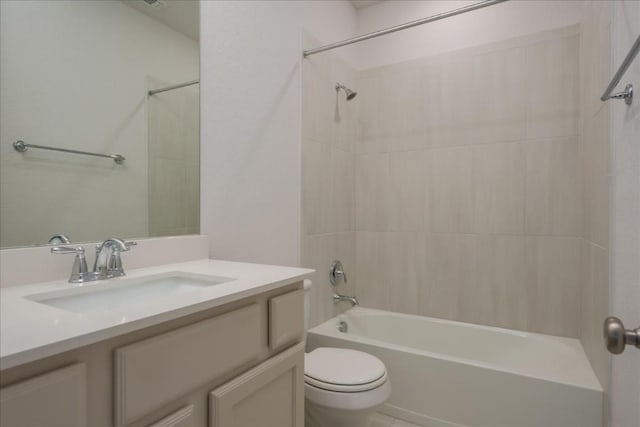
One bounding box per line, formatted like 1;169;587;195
303;0;509;58
148;79;199;96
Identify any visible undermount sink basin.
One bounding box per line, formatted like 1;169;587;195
25;272;235;315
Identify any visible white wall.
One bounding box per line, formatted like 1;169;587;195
0;0;198;247
579;1;611;401
200;1;357;266
355;0;583;69
610;2;640;426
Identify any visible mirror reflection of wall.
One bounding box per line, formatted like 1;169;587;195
147;76;200;237
0;0;200;248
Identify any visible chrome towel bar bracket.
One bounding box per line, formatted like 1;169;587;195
601;34;640;105
13;140;125;164
602;83;633;106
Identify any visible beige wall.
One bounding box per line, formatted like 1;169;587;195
579;0;612;418
352;26;582;337
301;33;358;328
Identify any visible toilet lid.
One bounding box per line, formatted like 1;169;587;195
304;348;387;392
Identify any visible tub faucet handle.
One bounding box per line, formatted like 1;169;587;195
330;260;347;286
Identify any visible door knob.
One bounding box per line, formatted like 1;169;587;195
603;316;640;354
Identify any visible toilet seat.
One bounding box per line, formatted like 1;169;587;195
305;370;388;392
304;348;388;392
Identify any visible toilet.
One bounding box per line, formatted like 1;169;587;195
303;280;391;427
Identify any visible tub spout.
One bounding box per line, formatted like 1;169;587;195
333;293;359;307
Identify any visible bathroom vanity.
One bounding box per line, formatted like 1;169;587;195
0;260;312;427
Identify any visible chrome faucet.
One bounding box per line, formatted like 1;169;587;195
52;237;136;283
93;238;136;279
333;293;359;307
329;260;358;307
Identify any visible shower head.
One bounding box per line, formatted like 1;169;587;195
336;83;357;100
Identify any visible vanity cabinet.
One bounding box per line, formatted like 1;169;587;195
114;304;263;426
0;283;305;427
148;406;195;427
209;342;304;427
0;363;87;427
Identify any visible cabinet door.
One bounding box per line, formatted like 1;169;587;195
148;405;194;427
209;342;304;427
269;289;304;351
0;363;86;427
115;304;262;426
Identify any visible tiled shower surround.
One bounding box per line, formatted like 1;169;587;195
303;24;599;340
353;25;582;337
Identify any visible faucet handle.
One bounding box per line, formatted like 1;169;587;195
94;238;135;278
329;260;347;286
107;241;136;277
51;246;90;283
51;246;84;255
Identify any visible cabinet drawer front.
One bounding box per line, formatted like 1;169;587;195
115;304;261;426
269;289;304;351
209;342;304;427
0;363;86;427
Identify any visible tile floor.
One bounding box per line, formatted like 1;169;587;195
371;412;422;427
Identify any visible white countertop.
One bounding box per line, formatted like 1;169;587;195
0;259;313;370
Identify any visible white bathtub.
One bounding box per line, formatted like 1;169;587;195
306;307;603;427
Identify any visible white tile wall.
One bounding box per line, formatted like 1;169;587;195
430;147;474;233
473;142;525;234
469;47;527;145
525;32;580;140
524;137;582;236
351;26;583;337
475;234;527;329
388;151;425;231
304;25;591;338
525;236;581;336
355;153;390;231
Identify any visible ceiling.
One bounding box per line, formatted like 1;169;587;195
123;0;199;41
351;1;385;10
123;1;382;40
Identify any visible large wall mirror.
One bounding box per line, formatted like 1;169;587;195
0;0;200;248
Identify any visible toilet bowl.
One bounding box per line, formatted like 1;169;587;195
303;280;391;427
